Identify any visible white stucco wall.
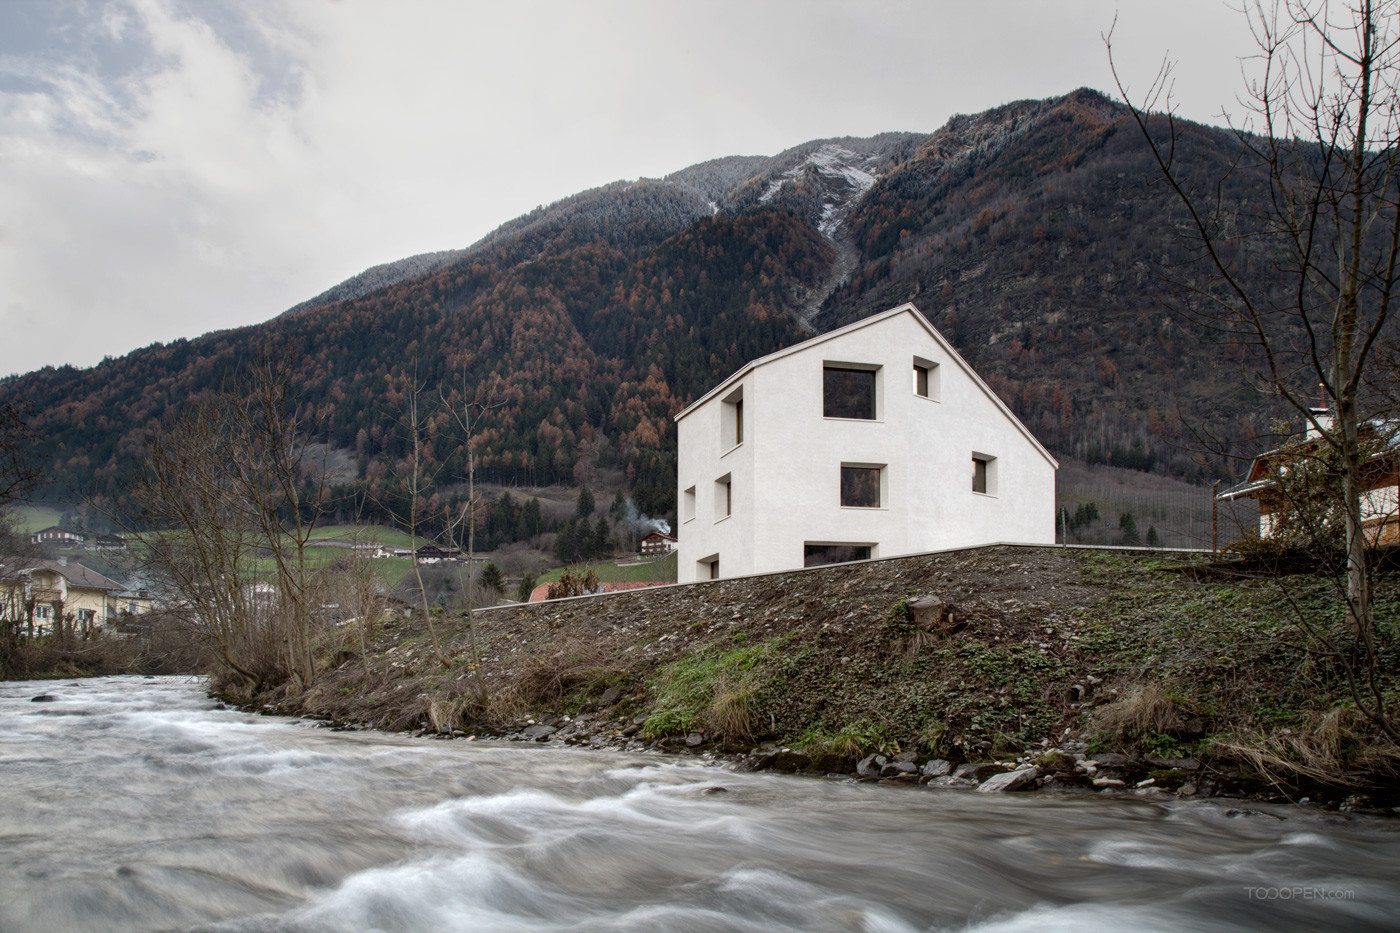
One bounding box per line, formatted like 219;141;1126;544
676;304;1058;582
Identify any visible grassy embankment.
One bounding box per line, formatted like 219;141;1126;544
263;546;1397;800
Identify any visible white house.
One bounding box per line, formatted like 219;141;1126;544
674;303;1058;582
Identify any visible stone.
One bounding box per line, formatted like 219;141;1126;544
521;724;557;741
893;750;918;764
880;760;919;778
921;759;952;778
733;753;776;773
1092;777;1127;788
976;767;1040;793
1034;751;1076;773
856;754;887;778
685;732;705;747
599;685;621;705
30;695;58;703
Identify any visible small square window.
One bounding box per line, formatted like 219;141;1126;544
824;366;877;419
840;464;883;508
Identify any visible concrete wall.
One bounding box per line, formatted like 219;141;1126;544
676;305;1057;582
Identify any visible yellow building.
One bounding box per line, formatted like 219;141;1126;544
0;557;128;635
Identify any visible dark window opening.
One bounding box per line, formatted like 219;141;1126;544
734;398;743;445
914;364;929;397
824;367;876;419
840;466;882;508
804;544;873;567
973;456;989;494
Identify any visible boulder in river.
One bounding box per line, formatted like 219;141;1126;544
976;767;1040;793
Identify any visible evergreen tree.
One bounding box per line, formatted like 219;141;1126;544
1145;526;1160;547
553;519;577;563
520;497;543;540
591;515;610;559
478;562;505;595
576;486;595;520
515;571;537;602
1118;511;1140;546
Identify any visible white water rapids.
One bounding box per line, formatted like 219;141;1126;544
3;677;1398;932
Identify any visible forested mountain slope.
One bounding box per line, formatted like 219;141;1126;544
1;89;1288;531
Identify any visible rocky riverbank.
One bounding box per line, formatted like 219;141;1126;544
249;545;1400;813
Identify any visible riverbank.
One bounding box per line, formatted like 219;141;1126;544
235;545;1400;813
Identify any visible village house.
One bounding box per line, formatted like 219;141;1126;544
674;303;1058;582
28;526;85;547
0;557;130;634
1217;410;1399;547
639;531;678;557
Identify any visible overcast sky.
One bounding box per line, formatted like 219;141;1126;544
0;0;1261;377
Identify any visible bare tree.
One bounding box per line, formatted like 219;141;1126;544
131;357;330;693
223;357;329;689
0;402;41;508
394;374;449;667
132;393;275;690
1109;0;1400;742
443;377;505;703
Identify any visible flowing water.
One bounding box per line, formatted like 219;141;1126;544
3;676;1398;933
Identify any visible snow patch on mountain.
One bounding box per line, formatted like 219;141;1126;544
757;144;881;238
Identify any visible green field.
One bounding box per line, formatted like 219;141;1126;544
9;504;65;535
537;553;677;585
306;524;427;548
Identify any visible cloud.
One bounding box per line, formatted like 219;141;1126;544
0;0;1261;377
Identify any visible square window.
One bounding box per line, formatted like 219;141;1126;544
840;465;883;508
823;366;877;419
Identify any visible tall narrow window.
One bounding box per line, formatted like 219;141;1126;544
721;387;744;448
682;485;696;523
840;464;883;508
823;366;877;419
972;453;996;495
709;558;721;580
714;475;732;520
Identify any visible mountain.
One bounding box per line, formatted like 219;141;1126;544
0;89;1285;536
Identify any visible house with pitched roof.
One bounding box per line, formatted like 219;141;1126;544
674;303;1058;582
0;557;129;634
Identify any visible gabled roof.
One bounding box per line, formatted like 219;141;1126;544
0;558;126;592
674;302;1058;469
1217;418;1400;501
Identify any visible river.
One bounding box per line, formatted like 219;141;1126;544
2;676;1397;932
